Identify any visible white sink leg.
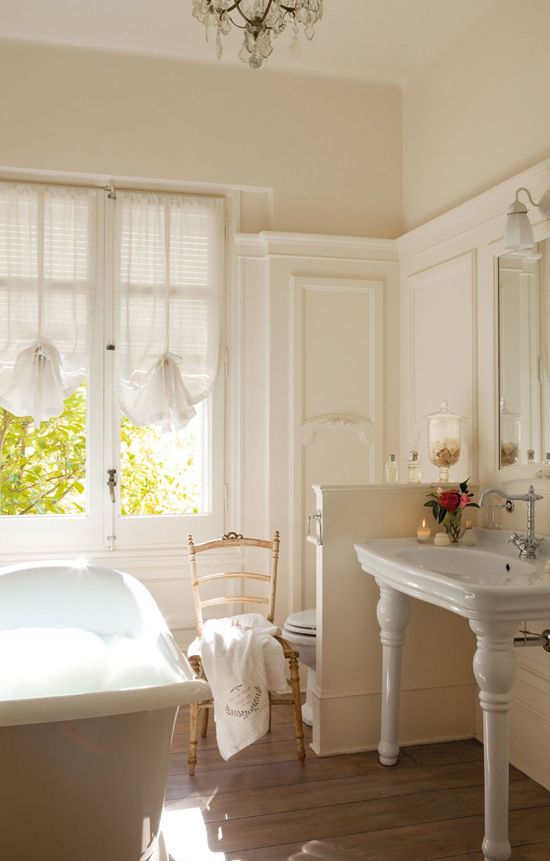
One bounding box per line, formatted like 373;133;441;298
376;581;411;766
470;620;519;861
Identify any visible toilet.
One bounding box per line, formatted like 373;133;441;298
282;608;317;726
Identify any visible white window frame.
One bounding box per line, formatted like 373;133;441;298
0;178;230;557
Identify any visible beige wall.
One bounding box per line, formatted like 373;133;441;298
0;39;402;238
403;0;550;231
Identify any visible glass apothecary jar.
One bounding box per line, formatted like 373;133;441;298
499;398;521;466
427;398;462;483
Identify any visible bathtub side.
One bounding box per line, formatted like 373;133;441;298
1;707;178;861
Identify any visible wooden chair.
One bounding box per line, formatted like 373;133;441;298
186;530;306;775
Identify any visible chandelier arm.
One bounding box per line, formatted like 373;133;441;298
217;1;241;11
259;0;275;24
228;18;248;29
232;2;255;25
226;0;291;27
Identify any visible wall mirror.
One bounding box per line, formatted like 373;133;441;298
498;237;550;467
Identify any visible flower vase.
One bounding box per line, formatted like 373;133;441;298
443;511;462;544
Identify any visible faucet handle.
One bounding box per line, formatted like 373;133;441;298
508;532;527;550
527;484;543;501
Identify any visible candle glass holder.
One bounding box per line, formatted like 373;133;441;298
427;398;462;483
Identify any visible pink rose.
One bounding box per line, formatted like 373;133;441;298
459;493;470;510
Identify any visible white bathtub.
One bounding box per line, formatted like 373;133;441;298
0;560;210;861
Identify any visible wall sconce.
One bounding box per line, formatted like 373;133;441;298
505;186;550;251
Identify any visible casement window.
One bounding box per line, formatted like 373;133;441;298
0;181;226;553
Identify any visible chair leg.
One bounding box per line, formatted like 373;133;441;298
200;704;210;738
268;692;272;733
188;702;199;776
288;653;306;766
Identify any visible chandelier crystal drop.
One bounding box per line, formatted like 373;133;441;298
191;0;323;70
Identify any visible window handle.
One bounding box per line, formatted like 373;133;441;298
107;468;117;503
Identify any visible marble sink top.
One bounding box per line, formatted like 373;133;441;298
355;530;550;622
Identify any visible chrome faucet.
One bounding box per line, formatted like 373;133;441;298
479;485;544;559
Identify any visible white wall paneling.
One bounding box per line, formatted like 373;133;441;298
290;276;384;611
234;232;398;626
403;253;477;483
397;155;550;790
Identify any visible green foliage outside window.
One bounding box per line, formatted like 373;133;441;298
0;388;87;516
119;418;201;516
0;386;202;517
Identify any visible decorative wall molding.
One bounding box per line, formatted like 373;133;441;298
300;413;374;448
516;658;550;689
397;157;550;261
236;230;399;262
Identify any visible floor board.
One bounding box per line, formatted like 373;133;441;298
166;707;550;861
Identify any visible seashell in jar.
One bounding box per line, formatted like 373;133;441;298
430;437;461;467
500;441;519;466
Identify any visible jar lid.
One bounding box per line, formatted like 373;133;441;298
426;398;464;422
500;397;520;418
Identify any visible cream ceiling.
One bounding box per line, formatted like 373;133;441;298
0;0;500;84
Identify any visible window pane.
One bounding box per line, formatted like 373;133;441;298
0;385;87;516
120;402;208;517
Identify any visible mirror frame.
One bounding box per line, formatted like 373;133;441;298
495;223;550;477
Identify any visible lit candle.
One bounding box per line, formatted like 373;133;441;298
434;531;451;546
417;518;432;543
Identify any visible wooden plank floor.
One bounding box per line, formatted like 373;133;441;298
165;707;550;861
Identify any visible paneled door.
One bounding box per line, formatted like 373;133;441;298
290;276;384;610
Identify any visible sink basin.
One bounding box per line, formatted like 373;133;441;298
399;546;535;585
355;532;550;621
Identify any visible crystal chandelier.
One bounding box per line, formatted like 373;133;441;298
191;1;323;70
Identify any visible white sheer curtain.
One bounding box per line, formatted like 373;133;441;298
115;192;225;432
0;182;96;424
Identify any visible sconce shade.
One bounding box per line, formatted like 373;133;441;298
504;199;535;250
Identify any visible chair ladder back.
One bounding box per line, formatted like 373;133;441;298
187;531;280;633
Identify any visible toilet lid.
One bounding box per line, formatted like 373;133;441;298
284;608;316;634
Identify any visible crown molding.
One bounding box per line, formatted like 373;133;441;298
397;157;550;261
235;230;398;262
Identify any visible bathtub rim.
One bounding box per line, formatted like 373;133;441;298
0;676;211;728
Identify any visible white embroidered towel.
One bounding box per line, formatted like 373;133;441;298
189;613;288;761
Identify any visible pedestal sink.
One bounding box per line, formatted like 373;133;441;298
355;529;550;861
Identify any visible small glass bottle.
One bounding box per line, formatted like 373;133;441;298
407;450;422;484
385;454;399;483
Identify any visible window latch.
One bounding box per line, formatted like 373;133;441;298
107;468;117;503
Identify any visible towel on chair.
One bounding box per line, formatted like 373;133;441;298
188;613;288;760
